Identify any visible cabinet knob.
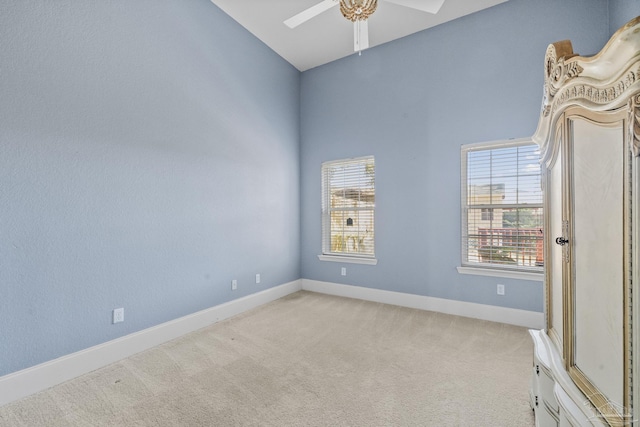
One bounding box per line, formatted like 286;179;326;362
555;236;569;246
536;365;539;375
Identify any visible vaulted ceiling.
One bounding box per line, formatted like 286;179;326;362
211;0;509;71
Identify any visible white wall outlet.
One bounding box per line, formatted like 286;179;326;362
341;267;346;276
497;284;505;295
231;279;237;290
255;273;261;284
113;307;124;324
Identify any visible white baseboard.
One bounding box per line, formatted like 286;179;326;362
0;278;542;407
0;279;302;407
301;279;544;329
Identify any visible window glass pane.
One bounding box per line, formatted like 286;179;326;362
466;207;543;267
327;160;375;209
329;209;375;255
491;148;519;178
462;142;543;270
467;151;491;180
517;174;542;204
322;157;375;257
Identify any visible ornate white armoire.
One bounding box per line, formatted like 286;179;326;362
529;17;640;427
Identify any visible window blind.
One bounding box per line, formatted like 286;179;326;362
321;156;375;258
461;140;543;271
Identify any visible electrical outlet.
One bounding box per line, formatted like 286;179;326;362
341;267;346;276
113;307;124;324
255;273;261;284
231;279;237;290
497;284;505;295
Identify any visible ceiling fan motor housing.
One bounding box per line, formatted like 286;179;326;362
340;0;378;21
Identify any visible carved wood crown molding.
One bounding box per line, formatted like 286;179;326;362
542;40;581;116
534;16;640;159
542;42;640;118
632;95;640;157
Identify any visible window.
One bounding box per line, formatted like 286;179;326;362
461;139;543;273
481;208;494;221
320;156;375;263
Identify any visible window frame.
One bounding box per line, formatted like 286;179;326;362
318;156;377;265
458;138;544;280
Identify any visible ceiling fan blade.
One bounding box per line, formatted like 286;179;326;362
383;0;445;14
284;0;338;29
354;20;369;52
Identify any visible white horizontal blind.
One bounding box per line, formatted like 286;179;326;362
322;156;375;257
461;140;543;271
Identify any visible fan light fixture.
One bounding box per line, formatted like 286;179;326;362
283;0;446;54
339;0;378;22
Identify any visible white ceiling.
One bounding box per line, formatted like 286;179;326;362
210;0;509;71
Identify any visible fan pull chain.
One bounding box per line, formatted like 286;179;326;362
357;20;360;55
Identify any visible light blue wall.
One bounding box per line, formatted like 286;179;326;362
3;0;637;380
0;0;300;376
299;0;612;312
609;0;639;34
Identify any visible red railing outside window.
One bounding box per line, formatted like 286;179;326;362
474;227;543;267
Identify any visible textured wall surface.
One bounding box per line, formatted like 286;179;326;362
2;0;637;380
609;0;639;35
0;0;300;376
299;0;613;312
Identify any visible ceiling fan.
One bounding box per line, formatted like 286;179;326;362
284;0;446;52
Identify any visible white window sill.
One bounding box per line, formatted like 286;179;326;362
318;255;378;265
456;266;543;282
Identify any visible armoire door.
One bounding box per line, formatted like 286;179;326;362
565;108;630;424
544;125;565;352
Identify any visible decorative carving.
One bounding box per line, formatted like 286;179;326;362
555;69;637;105
544;66;640;122
632;94;640;157
542;41;581;116
535;16;640;161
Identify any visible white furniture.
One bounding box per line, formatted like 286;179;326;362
530;16;640;427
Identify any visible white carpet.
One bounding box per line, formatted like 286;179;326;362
0;291;535;426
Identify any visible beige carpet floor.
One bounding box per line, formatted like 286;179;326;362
0;291;535;426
